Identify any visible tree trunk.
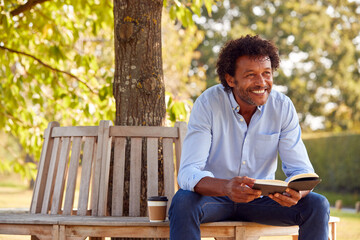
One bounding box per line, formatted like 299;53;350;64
112;1;166;239
113;0;165;127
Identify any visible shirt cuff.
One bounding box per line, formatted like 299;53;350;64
188;171;215;192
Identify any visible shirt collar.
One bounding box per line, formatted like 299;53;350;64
228;91;263;113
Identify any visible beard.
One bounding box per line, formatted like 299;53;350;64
234;85;271;107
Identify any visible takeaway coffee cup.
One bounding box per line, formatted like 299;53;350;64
147;196;168;222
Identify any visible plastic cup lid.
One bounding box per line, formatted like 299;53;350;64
147;196;168;201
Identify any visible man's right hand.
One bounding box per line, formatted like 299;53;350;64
224;176;262;203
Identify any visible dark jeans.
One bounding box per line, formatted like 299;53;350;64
169;189;330;240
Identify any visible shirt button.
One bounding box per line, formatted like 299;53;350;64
240;118;244;122
242;161;246;165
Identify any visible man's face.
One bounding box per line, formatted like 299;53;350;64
225;55;273;108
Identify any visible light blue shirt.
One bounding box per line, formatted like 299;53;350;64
178;84;314;191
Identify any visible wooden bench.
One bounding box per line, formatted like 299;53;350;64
0;120;339;240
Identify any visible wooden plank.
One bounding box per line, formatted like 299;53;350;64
110;126;178;138
235;226;246;240
98;120;113;216
174;121;187;174
0;224;55;236
41;137;61;214
147;138;158;198
77;137;96;216
243;225;298;237
64;225;171;238
51;137;71;215
31;121;59;214
112;137;126;216
57;216;167;226
52;225;59;240
129;137;142;217
200;226;235;237
163;138;174;211
59;225;66;240
51;126;98;137
63;137;82;215
91;121;106;216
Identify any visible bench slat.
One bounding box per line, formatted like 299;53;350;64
63;137;82;215
163;138;174;209
110;126;178;138
31;121;59;214
91;121;107;216
147;138;158;198
112;137;126;216
98;120;113;216
77;137;96;216
41;137;61;214
129;138;142;217
51;137;71;215
51;126;98;137
174;122;187;175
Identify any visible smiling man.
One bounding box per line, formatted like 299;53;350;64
169;35;330;240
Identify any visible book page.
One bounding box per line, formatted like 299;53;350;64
288;172;319;182
254;179;287;187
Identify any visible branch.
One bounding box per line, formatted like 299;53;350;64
10;0;50;16
0;45;98;94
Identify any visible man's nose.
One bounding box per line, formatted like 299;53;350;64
254;75;266;86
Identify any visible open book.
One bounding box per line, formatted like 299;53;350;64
252;173;321;196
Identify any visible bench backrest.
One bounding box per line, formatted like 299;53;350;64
106;121;187;217
30;120;187;218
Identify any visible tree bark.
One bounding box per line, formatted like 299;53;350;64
113;0;165;127
112;1;166;239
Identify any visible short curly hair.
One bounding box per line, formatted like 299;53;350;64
216;35;280;92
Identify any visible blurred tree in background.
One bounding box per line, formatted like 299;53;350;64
192;0;360;132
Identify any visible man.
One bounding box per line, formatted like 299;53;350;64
169;35;330;240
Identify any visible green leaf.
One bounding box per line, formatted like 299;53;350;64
49;45;65;61
99;86;109;101
169;5;177;20
0;14;9;33
204;0;213;16
190;0;202;17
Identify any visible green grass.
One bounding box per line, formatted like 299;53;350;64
0;173;32;209
329;209;360;240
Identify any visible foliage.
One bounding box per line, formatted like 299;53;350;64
276;133;360;194
0;0;217;179
165;92;193;126
164;0;217;27
317;191;359;208
304;133;360;193
0;0;116;179
191;0;360;131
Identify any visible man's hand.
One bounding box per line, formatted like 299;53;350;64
268;188;307;207
224;176;262;203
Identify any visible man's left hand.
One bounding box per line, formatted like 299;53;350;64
268;188;304;207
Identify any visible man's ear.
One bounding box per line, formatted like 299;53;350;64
225;73;235;87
